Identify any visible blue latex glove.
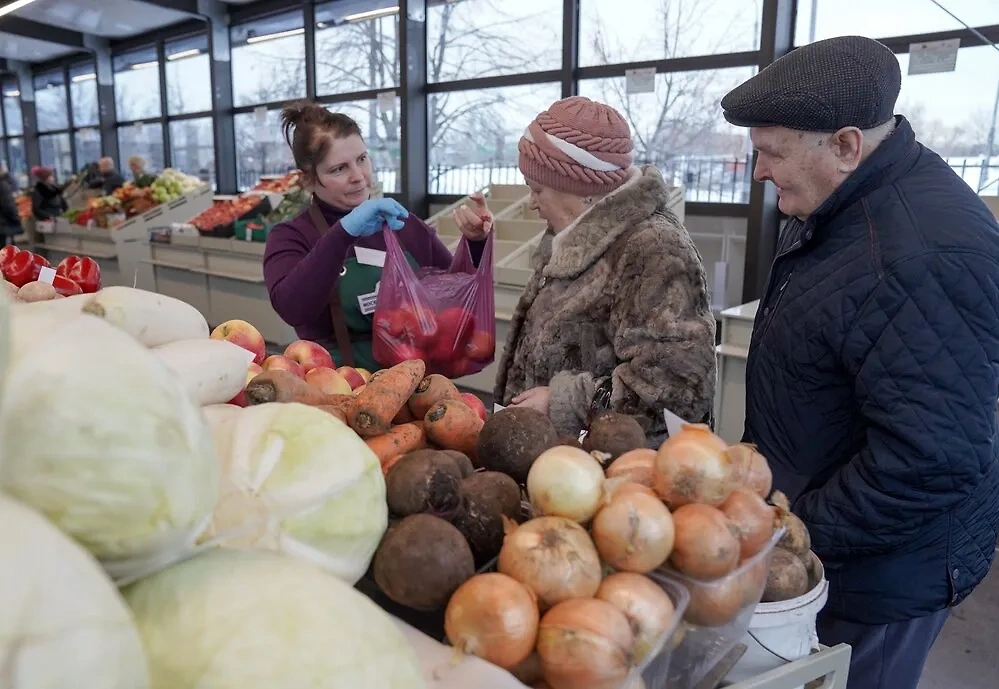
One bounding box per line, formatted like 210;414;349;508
340;198;409;237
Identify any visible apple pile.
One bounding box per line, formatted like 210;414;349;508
373;306;495;378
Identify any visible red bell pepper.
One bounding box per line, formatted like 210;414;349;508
0;245;20;279
56;255;81;278
67;256;101;293
6;251;46;287
50;274;83;297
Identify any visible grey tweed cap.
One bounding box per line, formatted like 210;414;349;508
721;35;902;132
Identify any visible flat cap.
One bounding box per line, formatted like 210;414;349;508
721;35;901;132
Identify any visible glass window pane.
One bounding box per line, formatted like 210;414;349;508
580;0;762;66
38;133;74;181
118;122;165;175
74;128;102;170
2;79;23;136
428;83;562;194
796;1;999;45
427;0;561;83
6;137;26;182
315;0;399;95
114;46;162;121
894;45;999;197
169;118;216;188
234;109;297;190
231;11;307;107
166;34;212;115
579;66;756;203
327;98;400;193
70;61;99;127
34;70;69;132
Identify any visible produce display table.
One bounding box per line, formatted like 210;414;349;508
724;644;850;689
713;300;758;444
36;218;122;287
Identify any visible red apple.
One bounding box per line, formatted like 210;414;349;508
336;366;366;391
306;366;353;395
284;339;334;374
460;392;487;422
355;368;373;383
465;330;495;362
262;354;304;379
227;363;264;407
211;319;267;365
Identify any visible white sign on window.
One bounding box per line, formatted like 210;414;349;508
253;105;267;124
377;91;396;116
908;38;960;75
625;67;656;95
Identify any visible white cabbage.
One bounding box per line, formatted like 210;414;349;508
205;402;388;584
123;548;425;689
0;312;219;583
0;496;150;689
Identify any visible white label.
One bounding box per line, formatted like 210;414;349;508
134;121;144;134
358;291;378;315
354;246;386;267
38;266;56;285
253;105;267;124
625;67;656;94
663;408;690;438
377;90;396;115
908;38;960;75
493;403;506;413
711;260;728;311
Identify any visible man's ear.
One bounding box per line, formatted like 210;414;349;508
830;127;864;172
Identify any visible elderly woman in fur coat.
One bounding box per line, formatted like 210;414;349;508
453;96;716;443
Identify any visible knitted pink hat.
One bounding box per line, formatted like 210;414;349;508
518;96;635;197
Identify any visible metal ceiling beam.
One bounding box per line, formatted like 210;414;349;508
130;0;199;13
0;16;86;48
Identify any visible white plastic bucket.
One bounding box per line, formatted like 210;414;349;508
725;560;829;687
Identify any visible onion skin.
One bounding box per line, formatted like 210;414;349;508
668;504;740;580
684;574;746;627
444;572;540;670
527;446;606;523
537;598;635;689
596;572;676;664
720;487;775;560
654;423;736;507
592;492;675;573
605;449;657;489
498;516;603;610
727;443;773;498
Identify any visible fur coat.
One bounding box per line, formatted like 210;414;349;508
494;165;717;442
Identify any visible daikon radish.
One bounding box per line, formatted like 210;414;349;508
82;286;209;347
153;339;254;406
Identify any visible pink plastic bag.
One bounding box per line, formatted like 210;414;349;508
372;225;495;378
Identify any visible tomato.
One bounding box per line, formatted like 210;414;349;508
465;330;495;362
436;307;474;348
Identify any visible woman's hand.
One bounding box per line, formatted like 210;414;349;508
510;387;551;415
452;192;493;241
341;198;409;238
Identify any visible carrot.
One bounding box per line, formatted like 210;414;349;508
423;399;484;457
348;359;426;438
365;422;428;467
243;370;346;406
393;404;417;424
315;402;354;424
408;374;461;418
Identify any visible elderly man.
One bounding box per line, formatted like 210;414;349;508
722;36;999;689
89;157;126;195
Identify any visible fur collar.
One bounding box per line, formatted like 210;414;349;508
544;165;673;279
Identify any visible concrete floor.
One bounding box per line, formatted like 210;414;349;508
917;561;998;689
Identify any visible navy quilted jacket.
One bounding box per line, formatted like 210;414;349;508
744;117;999;624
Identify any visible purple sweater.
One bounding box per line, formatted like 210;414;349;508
263;197;483;343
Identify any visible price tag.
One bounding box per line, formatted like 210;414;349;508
663;408;690;438
908;38;960;75
493;403;507;413
625;67;656;94
355;246;386;267
377;90;396;116
358;291;378;315
38;266;56;285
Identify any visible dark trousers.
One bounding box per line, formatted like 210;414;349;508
817;608;950;689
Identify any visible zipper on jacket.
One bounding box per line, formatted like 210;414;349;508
758;271;793;341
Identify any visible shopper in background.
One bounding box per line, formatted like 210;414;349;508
454;96;716;443
30;166;68;222
128;156;146;179
721;35;999;689
263;101;490;371
0;163;21;247
89;157;125;195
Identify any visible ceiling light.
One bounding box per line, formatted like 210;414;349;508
3;91;20;98
130;60;159;70
245;28;305;44
71;73;96;83
344;6;399;22
0;0;42;18
167;48;200;61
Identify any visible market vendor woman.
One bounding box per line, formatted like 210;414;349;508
263;101;489;371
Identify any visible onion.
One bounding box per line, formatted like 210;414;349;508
737;556;770;607
444;572;539;670
537;598;635;689
596;573;676;663
527;446;606;523
727;443;773;498
498;516;603;610
604;479;658;503
592;491;674;573
511;652;543;685
684;575;746;627
720;487;775;559
654;423;736;507
668;504;739;580
605;449;656;488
